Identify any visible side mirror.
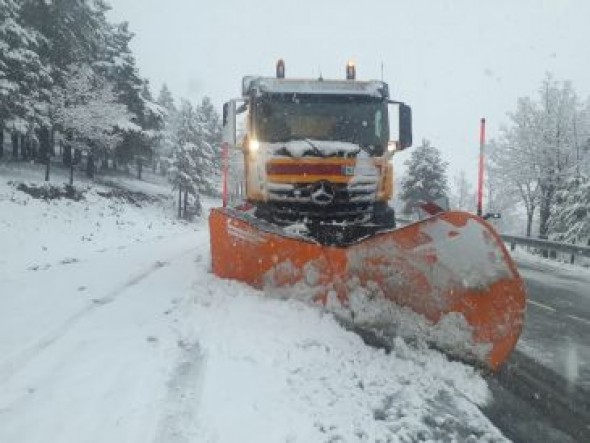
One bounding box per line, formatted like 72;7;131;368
386;101;413;155
398;104;412;149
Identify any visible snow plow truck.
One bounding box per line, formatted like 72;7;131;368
209;60;526;371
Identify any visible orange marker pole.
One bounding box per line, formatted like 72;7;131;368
477;118;486;217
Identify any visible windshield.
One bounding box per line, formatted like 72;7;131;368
253;94;388;154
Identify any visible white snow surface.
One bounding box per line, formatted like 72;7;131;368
0;167;508;442
419;217;513;290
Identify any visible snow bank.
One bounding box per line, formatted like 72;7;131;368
0;165;508;442
267;139;364;158
247;77;387;98
0;166;181;277
188;279;506;442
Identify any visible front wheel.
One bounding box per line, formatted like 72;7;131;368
372;202;396;229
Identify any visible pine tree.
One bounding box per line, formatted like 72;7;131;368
0;0;52;153
20;0;111;77
168;100;201;219
87;19;160;170
2;0;163;180
19;0;121;173
156;84;178;175
157;84;176;113
134;80;165;178
450;170;475;211
549;177;590;245
194;96;222;195
400;139;449;215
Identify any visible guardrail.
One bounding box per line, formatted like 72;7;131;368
500;234;590;264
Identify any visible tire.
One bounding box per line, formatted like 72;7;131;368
373;203;396;229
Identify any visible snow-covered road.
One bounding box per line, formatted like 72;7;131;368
0;173;508;442
0;232;198;442
512;251;590;391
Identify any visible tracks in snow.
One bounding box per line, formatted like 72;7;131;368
0;248;194;387
153;340;206;443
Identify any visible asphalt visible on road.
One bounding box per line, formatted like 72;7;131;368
516;258;590;391
482;257;590;443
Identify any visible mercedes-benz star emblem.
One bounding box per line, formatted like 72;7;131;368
310;181;335;206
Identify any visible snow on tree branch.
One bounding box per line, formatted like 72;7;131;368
51;64;133;154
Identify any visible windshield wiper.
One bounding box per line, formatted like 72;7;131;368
353;144;375;157
300;138;326;157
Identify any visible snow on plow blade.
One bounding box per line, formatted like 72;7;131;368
209;207;526;371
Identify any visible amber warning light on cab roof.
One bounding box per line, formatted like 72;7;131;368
276;59;285;78
274;59;357;80
346;60;356;80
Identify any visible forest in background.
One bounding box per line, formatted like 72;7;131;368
0;0;220;218
2;1;589;239
399;75;590;245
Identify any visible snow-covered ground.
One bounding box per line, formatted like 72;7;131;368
0;164;508;442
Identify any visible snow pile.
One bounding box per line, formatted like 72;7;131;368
0;170;181;277
263;215;517;365
250;77;386;98
0;167;507;442
266;267;493;366
511;246;590;277
267;139;364;158
189;281;505;442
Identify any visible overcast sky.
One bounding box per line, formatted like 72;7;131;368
108;0;590;184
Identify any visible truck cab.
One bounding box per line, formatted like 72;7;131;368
222;61;412;226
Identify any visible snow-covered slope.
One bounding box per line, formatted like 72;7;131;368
0;167;508;442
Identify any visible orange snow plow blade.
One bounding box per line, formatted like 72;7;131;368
209;207;526;371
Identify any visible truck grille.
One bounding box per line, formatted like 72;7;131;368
265;180;378;224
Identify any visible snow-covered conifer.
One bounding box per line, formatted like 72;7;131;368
400;139;449;215
549;177;590;245
194;96;222;195
168;100;201;219
97;21;156;168
155;84;178;175
0;0;52;144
